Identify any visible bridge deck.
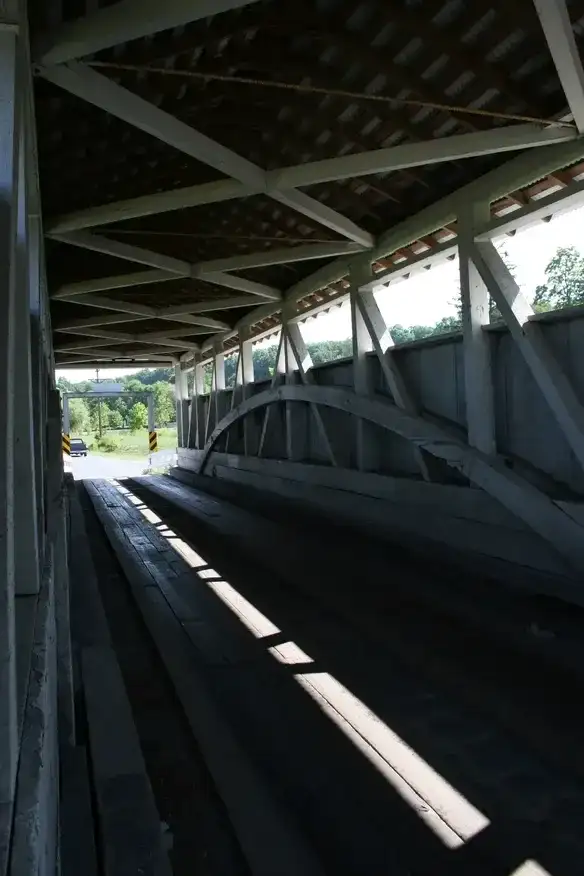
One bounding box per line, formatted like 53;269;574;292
65;473;584;876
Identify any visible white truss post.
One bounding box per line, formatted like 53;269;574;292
281;320;296;461
355;288;434;481
258;331;284;457
174;363;189;449
285;319;337;467
213;342;226;439
191;361;205;449
238;329;255;455
0;23;19;809
473;240;584;473
459;203;497;456
350;265;376;471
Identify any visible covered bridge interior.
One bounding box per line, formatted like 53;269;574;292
3;0;584;873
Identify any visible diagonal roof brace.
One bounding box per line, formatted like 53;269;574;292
532;0;584;134
38;62;374;247
35;0;263;66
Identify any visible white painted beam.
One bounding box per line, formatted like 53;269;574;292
47;179;249;234
532;0;584;133
198;270;282;300
59;326;201;350
47;127;580;241
39;63;373;244
52;269;180;298
197;242;366;273
267;124;579;189
59;323;208;340
38;62;266;189
285;320;337;466
51;235;283;303
49;230;191;274
472;239;584;473
167;313;230;331
57;312;149;330
195;137;584;360
57;345;175;360
476;177;584;240
271;190;374;247
356;290;416;413
459;204;496;456
350;266;376;471
55;294;231;330
162;296;261;314
36;0;263;66
355;288;434;481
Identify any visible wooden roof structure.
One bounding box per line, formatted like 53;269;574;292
28;0;584;367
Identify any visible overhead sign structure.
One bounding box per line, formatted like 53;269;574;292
87;381;123;393
60;390;156;459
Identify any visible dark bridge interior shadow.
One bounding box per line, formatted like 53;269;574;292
124;478;584;876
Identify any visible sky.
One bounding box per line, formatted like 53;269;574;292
57;203;584;381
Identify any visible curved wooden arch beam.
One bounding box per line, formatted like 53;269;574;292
199;384;584;572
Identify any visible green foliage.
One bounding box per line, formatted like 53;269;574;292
128;402;148;432
124;367;173;386
95;435;120;453
57;376;75;393
533;245;584;311
89;403;109;432
152;381;175;426
108;409;124;429
68;398;90;434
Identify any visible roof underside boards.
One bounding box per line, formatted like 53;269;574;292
28;0;584;366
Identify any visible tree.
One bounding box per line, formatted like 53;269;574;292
57;376;75;393
129;402;147;432
533;245;584;311
108;409;124;429
90;402;109;432
68;398;90;434
152;381;175;426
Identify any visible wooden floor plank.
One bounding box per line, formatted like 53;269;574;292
86;480;325;876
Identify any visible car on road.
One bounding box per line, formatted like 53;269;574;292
70;437;88;457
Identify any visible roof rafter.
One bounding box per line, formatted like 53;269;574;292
35;0;263;66
532;0;584;133
39;62;374;247
47;120;578;235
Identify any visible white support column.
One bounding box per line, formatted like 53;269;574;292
459;203;497;456
174;363;189;449
473;240;584;473
355;288;435;481
0;25;19;807
282;321;297;461
238;329;255;455
285;320;337;466
13;119;39;595
213;343;226;440
192;361;205;449
350;266;376;471
258;331;284;457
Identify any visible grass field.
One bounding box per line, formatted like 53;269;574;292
80;427;177;460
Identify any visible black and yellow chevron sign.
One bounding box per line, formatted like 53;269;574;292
149;430;158;453
62;434;71;456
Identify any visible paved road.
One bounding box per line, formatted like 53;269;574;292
68;453;150;480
